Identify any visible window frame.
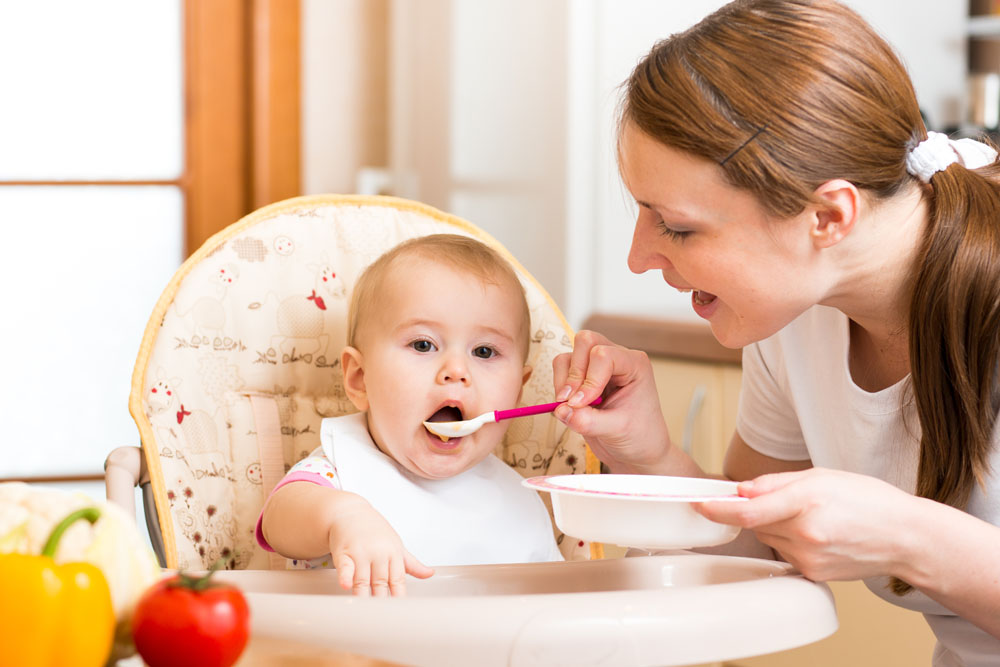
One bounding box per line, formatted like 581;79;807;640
1;0;300;484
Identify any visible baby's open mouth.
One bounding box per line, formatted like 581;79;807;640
424;405;464;442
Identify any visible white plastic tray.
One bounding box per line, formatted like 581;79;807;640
215;554;837;667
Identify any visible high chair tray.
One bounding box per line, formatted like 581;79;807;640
213;553;837;667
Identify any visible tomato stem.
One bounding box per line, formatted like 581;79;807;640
41;507;101;558
173;557;228;591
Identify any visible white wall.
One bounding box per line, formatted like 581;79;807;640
300;0;388;196
301;1;968;330
852;1;967;130
386;0;570;307
570;0;967;328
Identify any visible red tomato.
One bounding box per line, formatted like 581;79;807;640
131;569;250;667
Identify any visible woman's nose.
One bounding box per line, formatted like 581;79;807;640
627;215;673;275
627;219;652;274
436;354;470;385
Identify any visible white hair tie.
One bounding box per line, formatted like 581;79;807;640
905;131;997;183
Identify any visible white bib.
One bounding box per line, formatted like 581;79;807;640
320;413;562;566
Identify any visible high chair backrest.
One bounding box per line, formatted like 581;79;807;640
129;195;601;570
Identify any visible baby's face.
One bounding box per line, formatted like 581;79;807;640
354;256;529;480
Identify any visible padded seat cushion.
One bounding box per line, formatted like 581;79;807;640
131;196;599;570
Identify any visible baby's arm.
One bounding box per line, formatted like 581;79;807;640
257;457;433;596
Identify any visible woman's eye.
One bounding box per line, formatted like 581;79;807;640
410;340;435;353
656;219;691;241
472;346;496;359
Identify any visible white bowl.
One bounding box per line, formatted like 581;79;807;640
524;474;746;549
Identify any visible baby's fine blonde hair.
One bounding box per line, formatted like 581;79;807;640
347;234;531;359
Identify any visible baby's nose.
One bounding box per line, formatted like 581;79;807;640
436;356;470;385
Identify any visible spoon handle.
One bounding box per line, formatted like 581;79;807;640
494;396;602;421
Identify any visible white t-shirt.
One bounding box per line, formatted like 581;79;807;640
737;305;1000;666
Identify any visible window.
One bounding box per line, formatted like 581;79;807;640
1;0;300;483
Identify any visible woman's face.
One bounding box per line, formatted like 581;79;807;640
619;122;827;348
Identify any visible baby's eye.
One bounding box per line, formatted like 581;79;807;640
410;339;436;353
472;345;496;359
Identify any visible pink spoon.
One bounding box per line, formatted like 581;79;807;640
423;397;603;439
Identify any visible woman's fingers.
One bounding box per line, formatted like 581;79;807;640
552;352;573;400
558;338;651;408
737;470;808;498
695;479;806;529
554;330;618;401
555;393;630;439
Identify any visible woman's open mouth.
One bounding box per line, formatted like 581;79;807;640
690;289;719;319
669;281;717;309
693;290;717;306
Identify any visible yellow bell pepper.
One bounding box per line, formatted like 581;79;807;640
0;507;115;667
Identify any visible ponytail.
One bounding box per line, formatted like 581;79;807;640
897;159;1000;594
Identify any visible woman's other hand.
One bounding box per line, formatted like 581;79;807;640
696;467;917;582
552;330;679;474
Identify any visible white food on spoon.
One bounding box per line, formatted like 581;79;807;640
424;405;476;440
423;413;496;439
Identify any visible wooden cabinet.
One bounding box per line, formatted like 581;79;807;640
649;355;740;476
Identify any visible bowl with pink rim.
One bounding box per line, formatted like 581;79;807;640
523;474;747;549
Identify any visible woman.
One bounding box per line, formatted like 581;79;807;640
552;1;1000;664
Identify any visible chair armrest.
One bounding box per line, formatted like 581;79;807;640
104;446;147;521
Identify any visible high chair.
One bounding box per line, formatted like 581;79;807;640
106;195;838;666
106;194;601;571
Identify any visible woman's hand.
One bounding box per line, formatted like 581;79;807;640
696;468;918;582
327;495;433;597
552;330;680;475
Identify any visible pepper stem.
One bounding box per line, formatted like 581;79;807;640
41;507;101;558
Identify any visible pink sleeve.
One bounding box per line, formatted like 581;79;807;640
255;465;339;552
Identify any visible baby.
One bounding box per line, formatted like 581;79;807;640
256;234;562;596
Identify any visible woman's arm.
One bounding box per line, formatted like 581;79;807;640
699;467;1000;640
896;494;1000;640
723;432;812;480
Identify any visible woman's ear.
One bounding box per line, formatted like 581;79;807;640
810;179;860;249
341;346;369;411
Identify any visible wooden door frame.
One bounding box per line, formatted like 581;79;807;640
185;0;300;256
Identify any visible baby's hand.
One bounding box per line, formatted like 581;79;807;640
327;495;434;597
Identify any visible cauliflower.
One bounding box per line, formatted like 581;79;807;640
0;481;162;658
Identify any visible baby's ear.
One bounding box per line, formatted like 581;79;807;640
521;365;533;386
340;346;369;411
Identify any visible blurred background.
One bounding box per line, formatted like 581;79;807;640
0;0;983;497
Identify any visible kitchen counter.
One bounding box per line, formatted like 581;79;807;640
581;313;741;365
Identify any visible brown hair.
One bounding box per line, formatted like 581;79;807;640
623;0;1000;594
347;234;531;359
